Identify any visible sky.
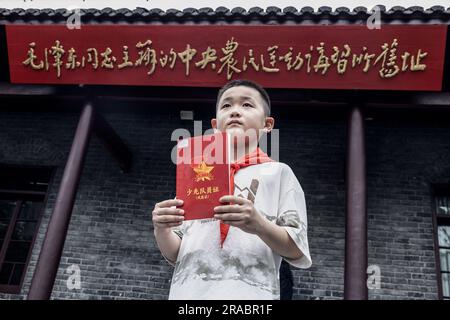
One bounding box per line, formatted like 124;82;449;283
1;0;449;10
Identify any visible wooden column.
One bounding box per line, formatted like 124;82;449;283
28;102;94;300
344;105;368;300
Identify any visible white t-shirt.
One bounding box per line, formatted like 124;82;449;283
166;162;312;300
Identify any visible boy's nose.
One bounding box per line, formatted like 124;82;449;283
230;107;241;117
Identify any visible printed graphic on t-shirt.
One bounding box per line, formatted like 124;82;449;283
235;179;259;203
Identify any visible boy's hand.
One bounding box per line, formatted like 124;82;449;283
152;199;185;232
214;195;266;235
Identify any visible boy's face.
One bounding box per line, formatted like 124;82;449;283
211;86;274;141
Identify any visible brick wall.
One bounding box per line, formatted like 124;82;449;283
0;105;448;300
366;118;450;300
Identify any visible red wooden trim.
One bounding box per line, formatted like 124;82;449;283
0;201;22;269
431;185;444;299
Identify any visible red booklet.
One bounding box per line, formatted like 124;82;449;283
176;132;231;220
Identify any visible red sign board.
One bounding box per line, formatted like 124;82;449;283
5;24;447;91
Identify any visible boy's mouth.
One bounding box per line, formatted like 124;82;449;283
227;120;243;127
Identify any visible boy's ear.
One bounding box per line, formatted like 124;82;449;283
264;117;275;133
211;118;217;129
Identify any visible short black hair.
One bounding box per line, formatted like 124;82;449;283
216;79;271;116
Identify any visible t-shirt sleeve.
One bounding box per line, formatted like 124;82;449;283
172;224;184;240
276;167;312;269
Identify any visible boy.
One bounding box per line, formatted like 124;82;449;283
152;79;311;300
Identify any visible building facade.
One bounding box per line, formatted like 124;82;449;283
0;6;449;300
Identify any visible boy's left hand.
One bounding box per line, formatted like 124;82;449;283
214;195;266;235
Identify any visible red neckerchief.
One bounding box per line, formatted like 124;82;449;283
220;147;274;247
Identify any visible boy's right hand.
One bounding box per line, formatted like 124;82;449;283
152;199;185;231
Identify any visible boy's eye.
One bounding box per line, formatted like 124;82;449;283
243;103;253;108
221;104;231;109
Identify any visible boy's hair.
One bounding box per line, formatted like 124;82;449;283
216;79;271;116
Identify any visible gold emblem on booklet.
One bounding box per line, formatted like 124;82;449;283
193;160;214;182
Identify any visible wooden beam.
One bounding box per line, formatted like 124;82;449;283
93;112;133;173
1;82;450;108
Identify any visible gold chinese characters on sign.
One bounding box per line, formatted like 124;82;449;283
22;37;428;80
